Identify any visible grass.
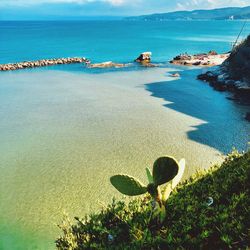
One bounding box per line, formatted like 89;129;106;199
56;150;250;249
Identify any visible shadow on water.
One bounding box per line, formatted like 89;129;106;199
145;67;250;154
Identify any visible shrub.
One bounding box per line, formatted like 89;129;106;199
225;35;250;83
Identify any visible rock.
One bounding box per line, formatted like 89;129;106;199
245;112;250;122
192;61;201;66
225;79;235;85
217;74;226;81
197;71;218;82
208;50;218;55
171;73;180;77
174;54;192;61
135;52;152;63
211;82;227;92
0;57;88;71
89;61;127;68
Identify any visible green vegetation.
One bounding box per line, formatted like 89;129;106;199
125;6;250;21
56;151;249;249
226;35;250;83
110;156;185;223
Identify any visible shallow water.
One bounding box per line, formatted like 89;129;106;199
0;20;250;249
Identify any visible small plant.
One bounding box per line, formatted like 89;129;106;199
110;156;185;222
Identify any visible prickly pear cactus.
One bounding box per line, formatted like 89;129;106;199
172;158;185;189
110;155;185;224
162;158;186;201
146;167;154;183
153;156;179;186
110;175;147;196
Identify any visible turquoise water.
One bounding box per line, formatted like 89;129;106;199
0;20;249;64
0;21;250;249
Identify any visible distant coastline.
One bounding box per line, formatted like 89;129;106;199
125;6;250;21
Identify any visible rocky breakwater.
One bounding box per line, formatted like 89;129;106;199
0;57;87;71
87;52;157;68
198;35;250;121
88;61;128;68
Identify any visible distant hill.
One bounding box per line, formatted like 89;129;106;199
125;6;250;21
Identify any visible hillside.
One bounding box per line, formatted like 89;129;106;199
224;35;250;82
56;151;250;249
125;6;250;21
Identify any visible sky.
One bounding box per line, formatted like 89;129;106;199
0;0;250;20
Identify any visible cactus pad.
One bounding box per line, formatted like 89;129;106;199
153;156;179;186
172;158;185;189
110;175;147;196
146;167;154;183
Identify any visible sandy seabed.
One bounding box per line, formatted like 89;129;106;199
0;67;249;249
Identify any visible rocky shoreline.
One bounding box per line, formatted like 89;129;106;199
197;36;250;122
170;51;229;67
197;65;250;122
198;70;250;104
0;57;87;71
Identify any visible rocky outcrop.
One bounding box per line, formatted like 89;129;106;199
135;52;152;64
197;70;250;101
245;112;250;122
197;35;250;120
171;73;180;77
170;52;229;67
88;61;128;68
0;57;87;71
134;52;158;67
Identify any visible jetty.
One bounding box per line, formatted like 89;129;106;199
0;57;87;71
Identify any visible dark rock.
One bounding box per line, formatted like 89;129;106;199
171;73;180;77
208;50;218;55
135;52;152;63
197;71;218;82
193;61;201;66
245;112;250;122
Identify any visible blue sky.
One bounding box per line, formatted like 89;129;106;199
0;0;249;20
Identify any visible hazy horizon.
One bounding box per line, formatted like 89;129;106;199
0;0;249;20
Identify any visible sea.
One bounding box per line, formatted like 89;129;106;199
0;20;249;249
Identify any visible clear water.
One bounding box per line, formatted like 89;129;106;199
0;20;249;249
1;20;249;64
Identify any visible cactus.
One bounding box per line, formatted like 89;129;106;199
146;167;153;183
110;175;147;196
110;156;185;223
153;156;179;186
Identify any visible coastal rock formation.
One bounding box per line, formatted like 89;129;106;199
245;112;250;122
88;61;128;68
198;70;250;103
170;52;229;67
135;52;152;64
171;73;180;77
197;35;250;120
0;57;87;71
